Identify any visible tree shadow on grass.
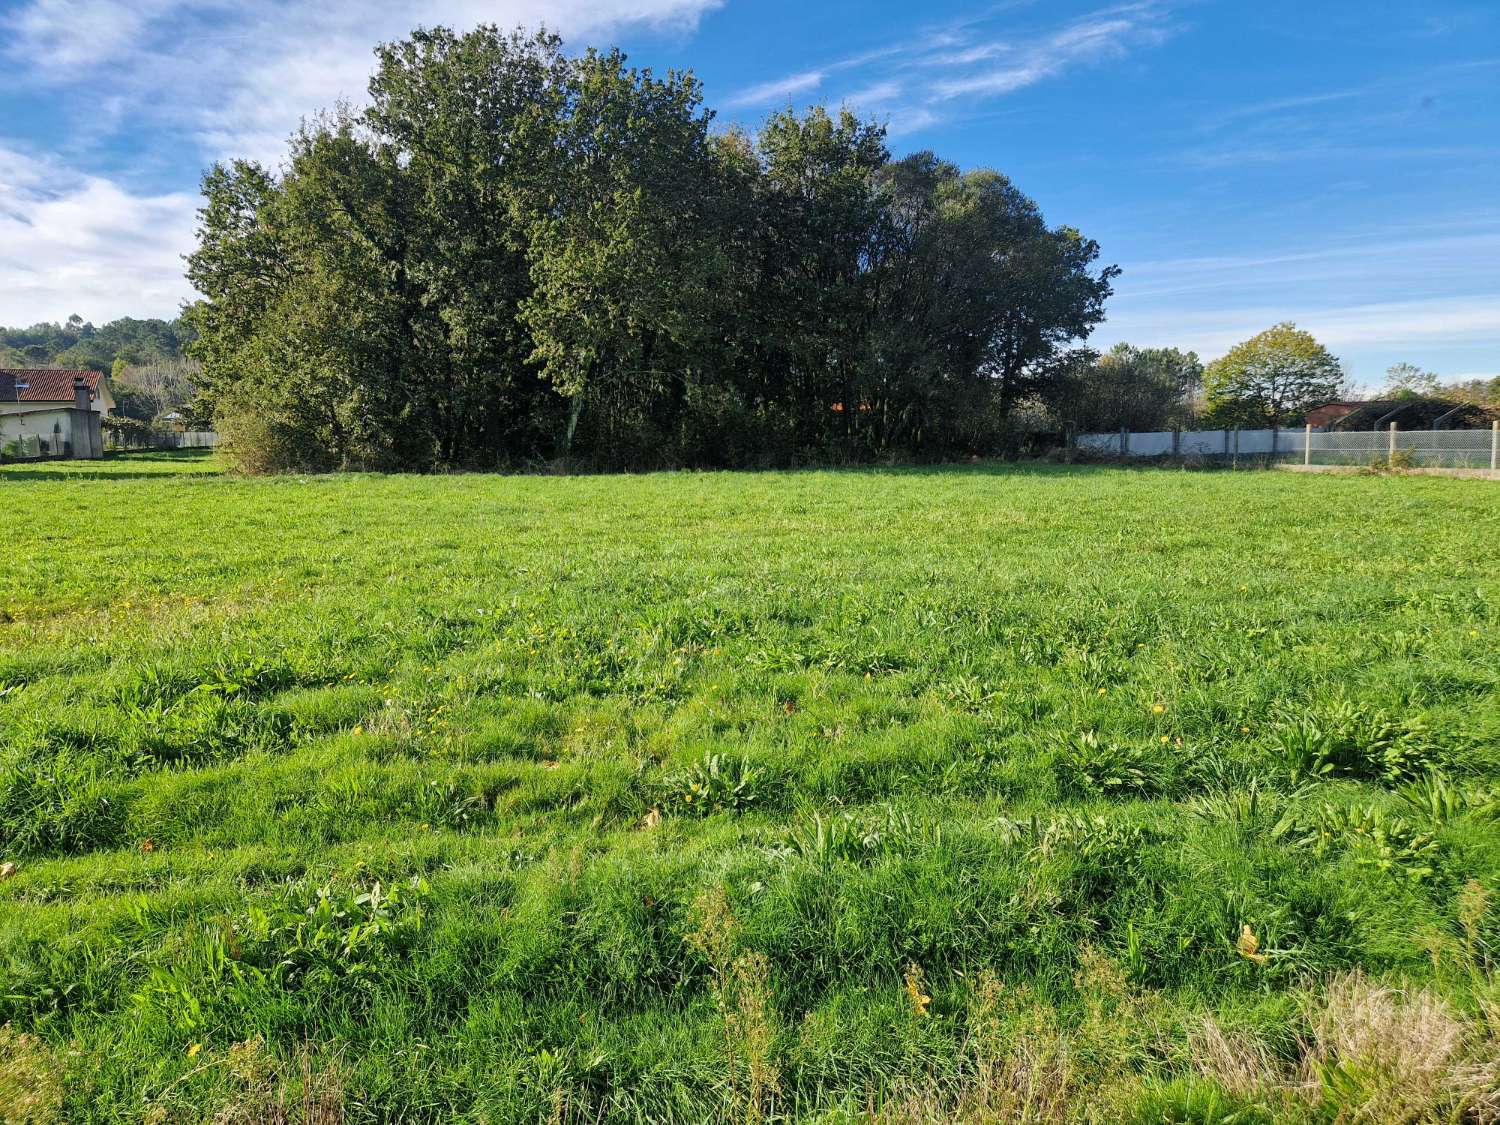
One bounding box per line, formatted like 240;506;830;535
0;449;222;481
0;468;222;481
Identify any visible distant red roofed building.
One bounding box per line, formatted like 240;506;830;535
1306;397;1496;431
0;369;116;415
0;370;111;459
1306;401;1362;428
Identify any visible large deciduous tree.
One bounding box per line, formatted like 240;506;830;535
1202;323;1344;427
521;49;724;461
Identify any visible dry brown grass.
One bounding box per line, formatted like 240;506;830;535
0;1024;64;1125
135;1038;345;1125
1188;1017;1277;1102
1193;972;1500;1124
688;885;782;1125
863;953;1167;1125
208;1038;345;1125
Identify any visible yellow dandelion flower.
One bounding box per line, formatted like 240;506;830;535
1152;704;1166;714
186;1042;202;1058
1160;735;1170;744
1097;687;1108;696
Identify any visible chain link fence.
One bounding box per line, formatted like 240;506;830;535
1300;425;1500;469
1075;423;1500;472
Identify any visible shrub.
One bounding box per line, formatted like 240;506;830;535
215;399;336;475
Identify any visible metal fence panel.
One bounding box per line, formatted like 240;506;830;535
1307;428;1497;468
1074;424;1499;471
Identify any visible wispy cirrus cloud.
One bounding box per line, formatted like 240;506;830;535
1172;58;1500;170
929;9;1170;99
724;3;1177;133
1102;294;1500;360
1093;214;1500;377
725;69;827;108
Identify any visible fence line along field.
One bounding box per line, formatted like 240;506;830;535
2;452;1499;1123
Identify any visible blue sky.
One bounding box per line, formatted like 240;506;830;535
1;0;1497;385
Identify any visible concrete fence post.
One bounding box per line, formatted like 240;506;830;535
1388;421;1398;460
1305;424;1313;467
1491;419;1499;472
1119;426;1129;456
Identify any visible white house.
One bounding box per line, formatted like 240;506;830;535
0;369;115;415
0;370;111;459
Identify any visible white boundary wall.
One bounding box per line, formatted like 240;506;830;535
1077;428;1281;456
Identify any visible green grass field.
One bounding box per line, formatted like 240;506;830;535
2;452;1499;1123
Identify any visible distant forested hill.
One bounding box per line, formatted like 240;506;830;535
0;313;194;371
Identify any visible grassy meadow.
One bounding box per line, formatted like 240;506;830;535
2;451;1499;1123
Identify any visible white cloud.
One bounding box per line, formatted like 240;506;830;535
725;69;826;108
4;0;726;164
0;146;197;324
0;0;725;323
727;4;1174;134
842;80;904;108
930;10;1167;99
5;0;180;70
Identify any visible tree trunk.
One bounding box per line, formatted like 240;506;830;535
563;394;584;455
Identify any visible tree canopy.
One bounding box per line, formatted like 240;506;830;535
185;25;1118;472
1202;322;1345;427
1051;344;1203;433
0;315;193;372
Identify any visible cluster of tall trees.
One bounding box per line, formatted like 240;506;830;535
1050;344;1204;433
0;315;193;372
186;26;1118;472
1382;362;1500;408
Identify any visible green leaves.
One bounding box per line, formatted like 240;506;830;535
1270;700;1444;784
186;25;1118;472
1202;322;1345;427
1055;731;1165;798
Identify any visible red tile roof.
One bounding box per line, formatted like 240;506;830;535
0;369;103;404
